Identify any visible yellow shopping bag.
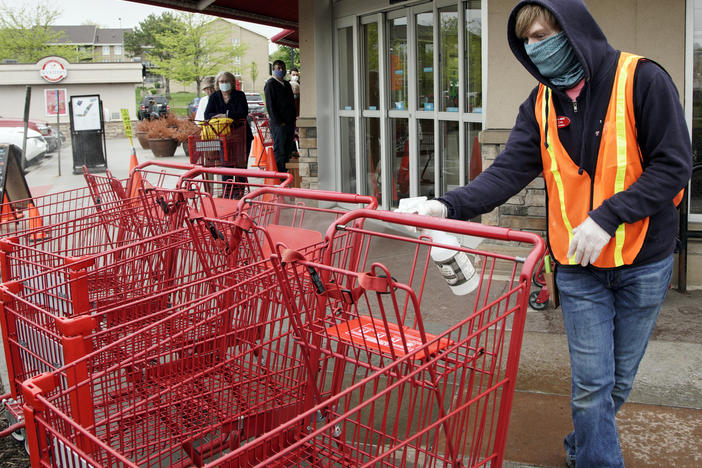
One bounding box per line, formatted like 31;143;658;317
199;117;233;140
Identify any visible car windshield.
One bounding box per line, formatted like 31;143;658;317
144;97;168;104
246;94;263;102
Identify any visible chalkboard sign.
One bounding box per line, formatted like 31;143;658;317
0;144;32;209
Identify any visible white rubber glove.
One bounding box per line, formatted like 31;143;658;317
418;199;447;218
567;216;611;266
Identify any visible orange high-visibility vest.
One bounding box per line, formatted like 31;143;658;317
535;52;683;268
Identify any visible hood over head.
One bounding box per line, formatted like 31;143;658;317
507;0;616;88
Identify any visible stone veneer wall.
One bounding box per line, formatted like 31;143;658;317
478;129;547;236
295;117;319;190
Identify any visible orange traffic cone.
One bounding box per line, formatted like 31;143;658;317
127;151;142;199
262;147;279;202
250;134;265;168
27;202;47;242
1;193;18;222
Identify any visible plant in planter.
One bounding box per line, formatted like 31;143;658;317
146;115;179;158
174;118;199;157
133;119;153;149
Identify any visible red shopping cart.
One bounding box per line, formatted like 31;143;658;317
20;209;544;467
0;188;377;445
0;169;129;239
188;119;248;168
207;209;545;467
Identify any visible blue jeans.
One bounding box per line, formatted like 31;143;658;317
556;254;673;467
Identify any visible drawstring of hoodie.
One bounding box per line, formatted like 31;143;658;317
544;83;590;176
544;88;550;149
576;80;590;175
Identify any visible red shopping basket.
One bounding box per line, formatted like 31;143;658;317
188;120;247;168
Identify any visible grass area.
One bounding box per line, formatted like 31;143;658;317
170;91;198;108
169;92;197;117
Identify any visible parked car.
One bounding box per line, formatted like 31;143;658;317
0;117;59;152
245;93;265;114
0;127;48;170
137;95;170;120
187;97;200;120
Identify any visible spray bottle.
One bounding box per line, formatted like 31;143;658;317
428;229;479;296
396;197;479;295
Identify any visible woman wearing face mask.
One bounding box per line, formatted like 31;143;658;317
204;71;254;196
411;1;691;466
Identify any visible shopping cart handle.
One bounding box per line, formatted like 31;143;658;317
238;187;378;211
325;209;546;284
130;161;196;178
176;167;293;189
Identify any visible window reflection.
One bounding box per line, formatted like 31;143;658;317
338;27;354;110
390;119;409;207
440;121;459;193
365;117;381;204
416;12;434;111
388;17;408;111
418;119;435;198
693;0;702;214
465;0;482;113
465;122;482;182
340;117;356;194
439;6;459;112
364;23;380;110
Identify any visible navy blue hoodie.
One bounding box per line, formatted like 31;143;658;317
439;0;692;267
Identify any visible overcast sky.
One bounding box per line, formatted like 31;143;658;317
34;0;282;40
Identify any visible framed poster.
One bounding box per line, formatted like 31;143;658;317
69;95;102;131
45;88;67;116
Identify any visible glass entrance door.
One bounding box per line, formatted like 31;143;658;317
335;1;484;209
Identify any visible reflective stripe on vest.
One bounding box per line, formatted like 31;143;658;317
535;52;649;268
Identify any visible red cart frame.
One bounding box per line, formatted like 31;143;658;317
20;209;543;467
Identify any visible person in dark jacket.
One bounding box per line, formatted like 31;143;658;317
264;60;296;172
413;1;691;467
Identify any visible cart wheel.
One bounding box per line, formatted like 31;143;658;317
4;406;25;442
529;291;547;310
532;268;545;288
11;427;25;443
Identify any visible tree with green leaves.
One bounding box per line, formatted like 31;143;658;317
269;45;299;72
249;62;259;91
124;12;185;98
0;2;91;63
147;14;246;98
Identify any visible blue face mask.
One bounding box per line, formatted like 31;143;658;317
525;31;584;88
219;82;231;92
273;69;285;79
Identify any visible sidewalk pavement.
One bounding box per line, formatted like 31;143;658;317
8;137;702;467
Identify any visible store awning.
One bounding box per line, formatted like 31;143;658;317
270;28;299;48
124;0;298;29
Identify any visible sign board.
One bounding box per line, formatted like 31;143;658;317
45;89;67;116
0;144;32;208
120;109;132;138
70;95;102;132
40;59;67;83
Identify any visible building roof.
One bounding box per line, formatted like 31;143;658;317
49;25;97;44
124;0;297;30
95;28;130;44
